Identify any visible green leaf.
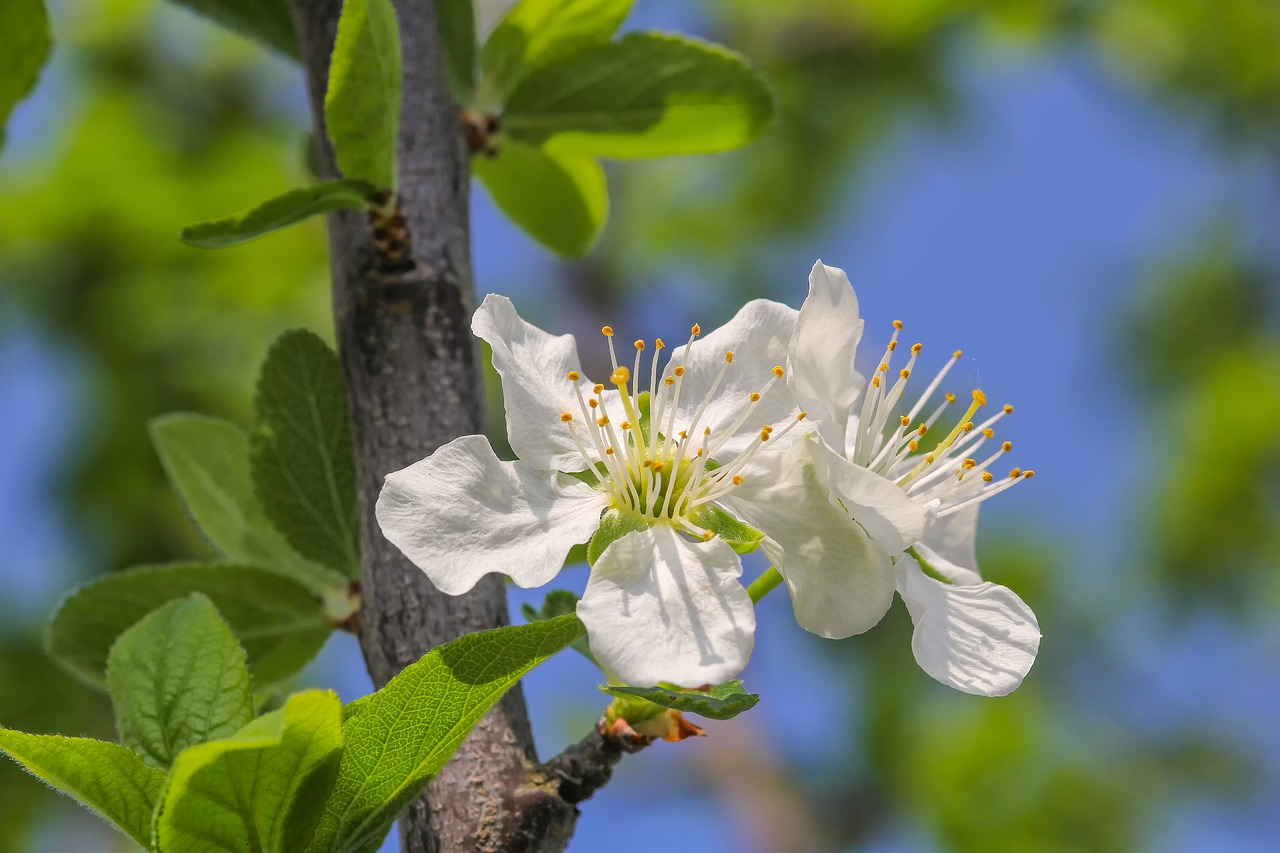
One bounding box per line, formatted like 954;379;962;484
474;141;607;257
48;563;330;689
0;729;165;849
504;31;775;158
586;508;649;566
180;180;376;249
0;0;51;156
157;690;344;853
482;0;631;96
602;679;759;720
521;590;595;663
437;0;476;98
106;594;254;768
150;413;345;592
325;0;402;189
688;504;764;554
308;615;585;853
166;0;298;58
251;330;360;578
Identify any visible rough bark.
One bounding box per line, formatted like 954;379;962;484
286;1;637;848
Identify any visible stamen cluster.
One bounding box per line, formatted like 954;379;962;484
560;324;805;539
850;321;1034;517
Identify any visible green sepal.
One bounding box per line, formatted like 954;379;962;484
587;508;650;566
688;504;764;554
907;545;954;585
602;679;759;721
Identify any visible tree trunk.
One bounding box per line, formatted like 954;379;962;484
286;1;581;849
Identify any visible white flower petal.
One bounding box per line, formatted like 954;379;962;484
816;440;934;554
665;299;798;460
376;434;609;595
917;508;983;585
577;525;755;688
896;557;1040;696
788;260;865;448
472;294;592;472
721;435;897;638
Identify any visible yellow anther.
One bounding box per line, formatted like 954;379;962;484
656;338;666;349
642;460;653;468
1004;404;1015;414
1002;441;1013;452
725;351;734;363
945;392;956;403
602;326;614;337
773;365;785;378
917;424;928;436
567;371;580;381
972;389;988;406
702;529;714;541
954;350;963;359
911;343;923;354
610;366;630;386
593;383;605;394
879;363;889;372
983;428;995;438
606;447;615;455
1009;467;1022;478
900;368;911;379
797;412;807;420
963;458;977;469
750;392;761;402
732;475;744;485
696;448;705;457
759;429;770;441
900;415;911;427
679;430;687;439
888;341;898;352
1023;470;1036;478
762;425;774;434
620;421;631;430
691;323;701;336
909;440;919;451
673;366;685;377
982;472;994;482
560;413;573;422
925;455;936;463
589;399;599;409
962;422;974;432
664;377;675;386
893;320;904;330
597;416;609;426
634;339;645;351
652;461;665;473
871;377;881;388
704;427;712;435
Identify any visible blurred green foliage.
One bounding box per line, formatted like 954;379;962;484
2;0;1279;849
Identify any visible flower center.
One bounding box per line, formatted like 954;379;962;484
560;324;806;539
850;320;1035;517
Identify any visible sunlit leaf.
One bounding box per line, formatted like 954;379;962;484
325;0;402;188
181;181;375;249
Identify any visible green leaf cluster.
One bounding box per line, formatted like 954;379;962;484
0;0;52;157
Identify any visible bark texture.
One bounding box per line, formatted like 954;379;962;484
287;2;635;848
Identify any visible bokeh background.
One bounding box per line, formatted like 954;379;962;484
3;0;1279;849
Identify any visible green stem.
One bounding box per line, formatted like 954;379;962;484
746;567;783;603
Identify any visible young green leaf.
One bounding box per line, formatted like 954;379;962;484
602;679;759;720
165;0;299;58
307;615;585;853
150;413;345;592
437;0;476;98
482;0;631;96
325;0;402;189
157;690;345;853
48;563;330;689
521;589;595;663
106;594;254;768
251;330;361;578
504;31;775;158
0;0;51;156
473;141;607;257
587;508;649;565
180;180;376;249
0;729;165;849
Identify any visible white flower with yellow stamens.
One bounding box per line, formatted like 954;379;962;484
785;260;1041;696
376;293;844;688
